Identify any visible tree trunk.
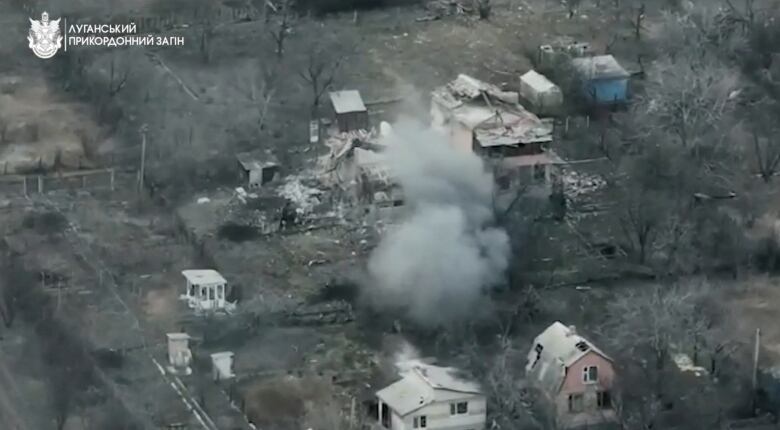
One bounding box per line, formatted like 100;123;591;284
638;233;647;264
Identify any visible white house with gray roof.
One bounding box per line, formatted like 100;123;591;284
376;362;486;430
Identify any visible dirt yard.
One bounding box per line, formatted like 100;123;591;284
0;1;103;174
0;0;735;427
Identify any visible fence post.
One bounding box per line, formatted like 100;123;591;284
110;169;115;191
22;177;27;196
37;176;43;193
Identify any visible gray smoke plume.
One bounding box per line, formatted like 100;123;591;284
366;121;510;327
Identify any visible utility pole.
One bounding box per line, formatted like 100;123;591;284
138;123;149;193
752;328;761;412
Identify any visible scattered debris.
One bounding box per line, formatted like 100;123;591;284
424;0;473;18
672;353;708;377
277;177;323;215
562;169;606;199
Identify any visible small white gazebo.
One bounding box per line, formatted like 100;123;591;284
181;269;228;312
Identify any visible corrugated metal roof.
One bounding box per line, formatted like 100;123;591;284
472;108;553;146
500;150;564;168
431;74;553;146
525;322;611;395
572;55;630;79
330;90;367;114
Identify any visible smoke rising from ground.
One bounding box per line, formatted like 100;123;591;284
366;121;510;328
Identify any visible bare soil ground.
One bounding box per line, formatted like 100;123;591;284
721;276;780;365
0;2;106;174
5;0;763;427
0;184;255;428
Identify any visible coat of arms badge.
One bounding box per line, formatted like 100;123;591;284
28;12;62;59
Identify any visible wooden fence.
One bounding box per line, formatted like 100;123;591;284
0;168;116;196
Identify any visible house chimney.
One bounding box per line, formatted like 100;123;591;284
567;325;576;336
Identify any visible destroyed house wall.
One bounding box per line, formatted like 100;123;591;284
336;110;370;133
495;166;548;192
356;172;401;205
474;141;544;157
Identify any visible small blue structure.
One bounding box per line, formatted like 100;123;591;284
572;55;630;106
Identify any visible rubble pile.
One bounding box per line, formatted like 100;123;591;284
220;193;287;235
320;128;382;172
562;169;606;199
278;301;354;326
277;177;324;215
423;0;472;17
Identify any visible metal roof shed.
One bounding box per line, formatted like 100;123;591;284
572;55;631;105
519;70;563;116
236;151;279;188
329;90;369;132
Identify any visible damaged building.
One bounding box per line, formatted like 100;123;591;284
376;362;486;430
431;74;563;199
320;126;405;221
526;322;618;429
236;151;280;189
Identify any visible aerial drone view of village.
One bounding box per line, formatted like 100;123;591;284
2;0;780;429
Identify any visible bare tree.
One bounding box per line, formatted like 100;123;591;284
298;44;346;118
197;3;220;64
107;53;130;97
720;0;757;35
301;398;367;430
200;22;214;64
0;261;38;328
631;1;646;40
269;0;295;58
38;317;95;430
0;118;6;144
611;175;666;265
641;53;739;153
566;0;582;19
599;281;723;428
240;59;280;131
751;127;780;183
476;0;491;20
479;338;547;429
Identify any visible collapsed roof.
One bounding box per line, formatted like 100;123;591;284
431;74;553;146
